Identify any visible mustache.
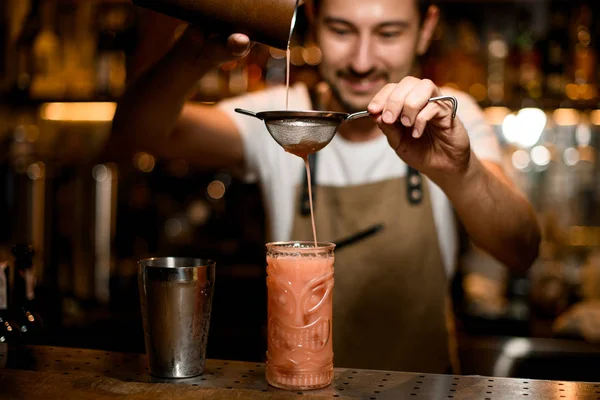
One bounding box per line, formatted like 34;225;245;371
336;68;388;81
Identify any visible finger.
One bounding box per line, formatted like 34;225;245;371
380;76;420;124
376;115;409;152
411;101;441;138
413;97;459;138
401;79;441;127
368;83;397;115
227;33;251;57
380;123;402;152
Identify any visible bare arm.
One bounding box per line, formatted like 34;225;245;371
436;156;540;273
110;27;251;168
369;77;541;273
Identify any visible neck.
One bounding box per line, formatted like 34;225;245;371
327;95;382;143
337;118;382;142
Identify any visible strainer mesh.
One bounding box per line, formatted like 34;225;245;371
264;118;341;147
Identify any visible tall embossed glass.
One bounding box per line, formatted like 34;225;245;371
265;241;335;390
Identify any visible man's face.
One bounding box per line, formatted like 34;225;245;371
314;0;431;113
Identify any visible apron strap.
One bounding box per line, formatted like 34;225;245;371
300;154;423;213
300;153;318;216
406;166;423;205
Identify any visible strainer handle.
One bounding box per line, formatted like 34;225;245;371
428;96;458;119
234;108;261;119
348;96;458;121
347;111;370;120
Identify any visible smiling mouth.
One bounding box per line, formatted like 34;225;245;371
341;76;386;93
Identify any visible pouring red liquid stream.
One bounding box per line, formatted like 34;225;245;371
286;47;291;110
283;142;320;247
285;45;318;247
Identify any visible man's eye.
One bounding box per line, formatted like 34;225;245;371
379;31;401;38
329;26;352;35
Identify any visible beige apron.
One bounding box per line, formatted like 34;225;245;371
290;156;452;373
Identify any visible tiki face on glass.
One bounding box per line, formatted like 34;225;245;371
265;241;335;390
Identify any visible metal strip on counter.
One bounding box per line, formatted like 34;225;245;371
3;346;600;399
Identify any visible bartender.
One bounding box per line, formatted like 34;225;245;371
111;0;541;373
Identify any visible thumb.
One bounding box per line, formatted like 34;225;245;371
226;33;252;58
202;32;252;64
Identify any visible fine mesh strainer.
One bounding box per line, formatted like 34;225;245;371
234;95;458;155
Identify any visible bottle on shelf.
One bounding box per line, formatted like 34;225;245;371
12;0;41;101
542;5;568;102
511;9;543;105
95;2;133;98
565;3;596;103
0;260;20;365
11;244;44;345
30;0;63;99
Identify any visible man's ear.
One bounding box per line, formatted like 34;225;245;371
416;5;440;56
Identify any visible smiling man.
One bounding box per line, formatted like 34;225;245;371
112;0;540;373
314;0;435;114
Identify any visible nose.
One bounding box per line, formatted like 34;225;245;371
350;34;375;74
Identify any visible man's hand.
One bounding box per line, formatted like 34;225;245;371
368;76;541;272
367;76;470;182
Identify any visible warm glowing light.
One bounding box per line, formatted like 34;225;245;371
207;180;226;200
579;84;595;100
488;39;508;58
511;149;530;170
41;102;116;122
187;200;210;225
578;29;591;46
27;162;44;180
565;84;579;100
483;107;511;125
502;114;519;144
563;147;580;166
469;83;487;102
502;108;546;148
290;46;305;66
591;110;600;126
487;84;504;103
531;145;551;166
576;123;592;146
133;152;156;173
93;164;109;182
553;109;580;126
302;45;323;65
269;47;286;59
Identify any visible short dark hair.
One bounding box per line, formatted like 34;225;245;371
309;0;433;23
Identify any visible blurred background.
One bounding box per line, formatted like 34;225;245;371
0;0;599;382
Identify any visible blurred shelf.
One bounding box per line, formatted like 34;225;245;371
0;96;121;108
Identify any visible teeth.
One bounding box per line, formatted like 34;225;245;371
269;317;331;351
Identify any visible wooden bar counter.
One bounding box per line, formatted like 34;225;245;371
2;345;600;399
